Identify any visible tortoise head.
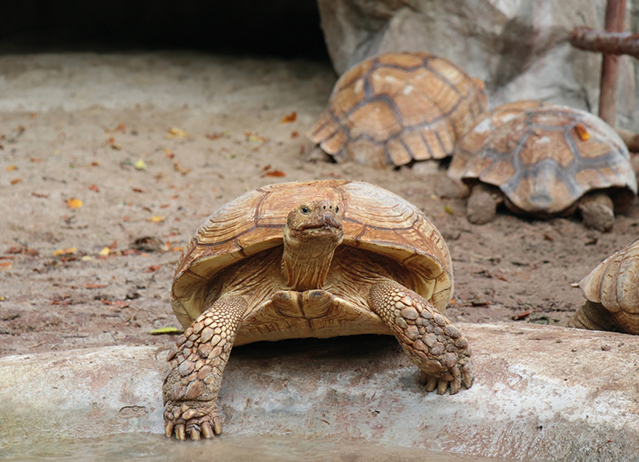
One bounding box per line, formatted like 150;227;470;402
285;200;343;244
282;200;344;290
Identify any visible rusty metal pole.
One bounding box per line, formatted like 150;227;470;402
598;0;627;127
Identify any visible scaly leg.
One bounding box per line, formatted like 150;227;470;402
369;281;473;394
163;295;248;440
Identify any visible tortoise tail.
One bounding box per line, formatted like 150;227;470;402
567;300;623;333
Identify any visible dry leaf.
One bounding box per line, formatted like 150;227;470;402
98;247;111;257
281;112;297;123
66;198;83;209
444;205;453;215
88;184;100;193
290;131;299;139
574;124;590;141
167;127;189;139
134;159;147;170
85;283;108;289
32;192;49;198
10;179;22;185
0;261;12;270
100;298;130;308
142;265;162;273
53;247;77;257
264;170;286;177
148;216;165;223
6;165;17;171
132;187;144;193
173;162;191;175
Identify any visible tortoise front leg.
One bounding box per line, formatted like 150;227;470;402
163;295;248;440
577;193;614;232
369;281;473;394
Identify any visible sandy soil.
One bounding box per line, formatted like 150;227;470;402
1;52;638;357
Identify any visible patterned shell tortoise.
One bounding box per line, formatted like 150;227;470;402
307;52;487;168
569;237;639;334
163;180;473;440
447;101;637;231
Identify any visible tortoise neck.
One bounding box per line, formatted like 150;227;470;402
281;232;341;291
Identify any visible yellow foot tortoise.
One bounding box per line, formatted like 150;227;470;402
447;101;637;231
307;52;487;168
163;179;473;440
569;237;639;334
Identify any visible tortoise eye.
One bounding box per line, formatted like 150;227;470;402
301;206;311;214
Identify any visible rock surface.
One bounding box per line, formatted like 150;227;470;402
317;0;638;130
2;323;638;461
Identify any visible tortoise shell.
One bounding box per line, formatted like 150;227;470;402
447;100;549;181
447;102;638;215
172;180;453;328
578;237;639;334
307;52;487;168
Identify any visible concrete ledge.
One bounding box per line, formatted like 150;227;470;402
1;323;638;461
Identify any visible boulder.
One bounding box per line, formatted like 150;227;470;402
317;0;638;130
1;323;639;460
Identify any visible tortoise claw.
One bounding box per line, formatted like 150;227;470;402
175;423;186;441
189;427;201;441
164;421;174;438
201;422;214;439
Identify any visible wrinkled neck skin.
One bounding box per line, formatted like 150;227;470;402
281;229;341;291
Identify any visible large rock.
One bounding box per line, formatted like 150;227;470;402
317;0;638;130
1;323;639;460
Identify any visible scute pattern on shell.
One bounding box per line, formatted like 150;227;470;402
307;52;487;168
448;100;549;181
449;103;637;215
579;237;639;333
172;180;453;327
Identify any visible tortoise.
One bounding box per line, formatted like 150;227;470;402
568;237;639;334
163;179;473;440
447;102;637;231
307;52;487;168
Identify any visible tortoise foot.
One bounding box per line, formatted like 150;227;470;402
370;282;473;395
579;201;614;233
467;184;499;225
164;399;223;440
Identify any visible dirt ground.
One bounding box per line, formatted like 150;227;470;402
1;52;639;358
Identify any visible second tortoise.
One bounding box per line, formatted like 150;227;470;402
447;102;637;231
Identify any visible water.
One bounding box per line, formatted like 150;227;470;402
1;433;502;462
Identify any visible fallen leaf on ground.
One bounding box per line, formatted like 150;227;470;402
32;192;49;198
134;159;147;170
206;132;224;140
142;265;162;273
85;283;108;289
167;127;189;139
147;216;165;223
53;247;77;257
100;298;130;308
10;179;22;185
290;131;299;138
88;184;100;193
67;198;83;209
444;205;453;215
264;170;286;177
132;187;144;193
6;165;17;171
98;247;111;257
173;162;191;175
148;327;184;335
0;261;12;270
281;112;297;123
6;246;39;256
